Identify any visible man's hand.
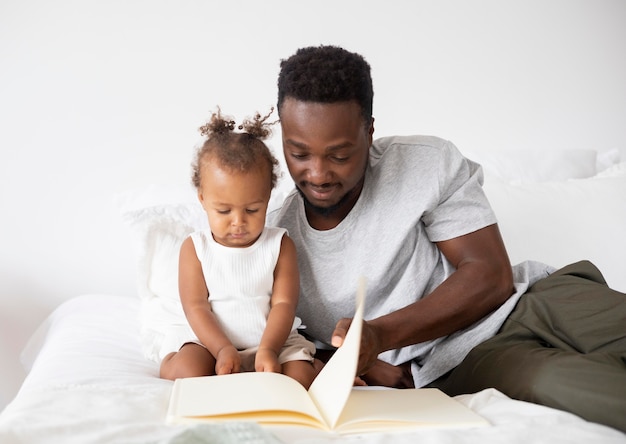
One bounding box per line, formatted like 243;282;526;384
215;345;241;375
331;318;382;376
332;318;413;387
360;359;415;388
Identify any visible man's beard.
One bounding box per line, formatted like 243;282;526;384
296;186;353;218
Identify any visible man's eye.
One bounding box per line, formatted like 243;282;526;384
290;152;308;160
332;156;349;163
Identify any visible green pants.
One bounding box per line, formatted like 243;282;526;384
437;260;626;432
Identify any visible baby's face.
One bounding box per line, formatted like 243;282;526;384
198;162;271;248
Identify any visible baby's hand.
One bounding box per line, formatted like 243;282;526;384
254;347;281;373
215;345;240;375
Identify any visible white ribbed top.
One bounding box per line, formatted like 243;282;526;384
190;226;287;349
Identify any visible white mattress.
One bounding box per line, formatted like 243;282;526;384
0;294;624;444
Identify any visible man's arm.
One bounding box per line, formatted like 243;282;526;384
332;223;514;378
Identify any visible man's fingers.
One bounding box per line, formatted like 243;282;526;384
331;318;352;347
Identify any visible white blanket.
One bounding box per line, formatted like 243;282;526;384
0;294;624;444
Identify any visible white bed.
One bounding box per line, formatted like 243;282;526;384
1;148;625;443
1;293;624;444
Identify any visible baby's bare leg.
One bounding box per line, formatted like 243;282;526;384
282;360;318;389
160;343;216;380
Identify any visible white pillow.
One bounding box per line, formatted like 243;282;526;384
483;170;626;293
121;202;207;361
122;203;207;303
596;160;626;178
596;148;621;172
464;149;597;183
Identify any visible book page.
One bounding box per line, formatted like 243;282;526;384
167;372;325;427
335;387;489;433
307;277;366;429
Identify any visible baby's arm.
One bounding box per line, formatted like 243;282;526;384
178;237;240;374
255;234;300;373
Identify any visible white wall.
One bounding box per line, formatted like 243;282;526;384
1;0;625;410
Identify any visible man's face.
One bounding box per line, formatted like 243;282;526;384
279;98;373;228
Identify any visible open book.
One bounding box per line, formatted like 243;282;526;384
166;278;489;434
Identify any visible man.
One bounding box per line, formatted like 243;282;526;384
268;45;626;432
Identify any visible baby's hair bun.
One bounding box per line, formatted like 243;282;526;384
198;107;236;137
238;107;276;140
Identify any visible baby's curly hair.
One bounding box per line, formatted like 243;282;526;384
277;45;374;123
192;107;280;190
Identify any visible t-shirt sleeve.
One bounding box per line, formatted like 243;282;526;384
422;141;497;242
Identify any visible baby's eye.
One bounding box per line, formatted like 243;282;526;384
246;208;260;214
217;209;230;215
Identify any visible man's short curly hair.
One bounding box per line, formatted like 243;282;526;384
277;45;374;123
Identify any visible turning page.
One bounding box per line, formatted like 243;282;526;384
307;276;366;428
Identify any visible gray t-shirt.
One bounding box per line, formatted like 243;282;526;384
268;135;552;386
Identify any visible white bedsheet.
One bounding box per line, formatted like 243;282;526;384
0;294;624;444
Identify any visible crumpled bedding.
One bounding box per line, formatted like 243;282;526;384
0;294;624;444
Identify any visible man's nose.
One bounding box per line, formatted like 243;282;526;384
308;157;331;183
